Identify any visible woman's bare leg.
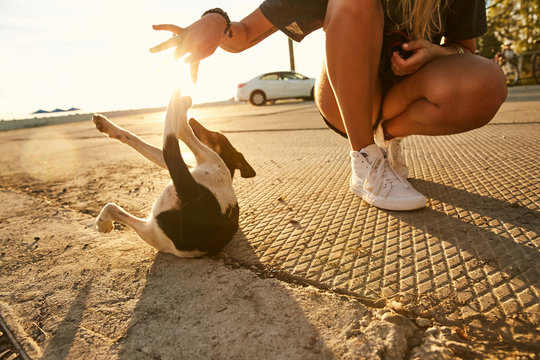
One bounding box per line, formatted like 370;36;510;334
316;59;382;134
322;0;384;151
318;54;507;142
381;54;507;138
317;0;427;211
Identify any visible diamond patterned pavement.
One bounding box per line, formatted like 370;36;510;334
223;118;539;327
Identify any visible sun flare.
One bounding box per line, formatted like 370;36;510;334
20;131;78;181
1;0;325;120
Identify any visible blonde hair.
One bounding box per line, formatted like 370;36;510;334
397;0;448;41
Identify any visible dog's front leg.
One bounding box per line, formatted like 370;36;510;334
93;114;167;169
96;203;156;243
96;203;177;253
96;203;149;234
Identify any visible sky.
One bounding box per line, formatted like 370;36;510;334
0;0;325;120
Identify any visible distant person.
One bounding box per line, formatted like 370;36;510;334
495;40;517;66
151;0;507;211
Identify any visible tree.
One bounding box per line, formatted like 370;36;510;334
483;0;540;53
478;32;501;58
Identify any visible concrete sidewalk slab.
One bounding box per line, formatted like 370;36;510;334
0;87;539;359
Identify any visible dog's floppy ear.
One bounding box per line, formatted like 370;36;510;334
234;152;256;178
189;118;256;178
189;118;217;149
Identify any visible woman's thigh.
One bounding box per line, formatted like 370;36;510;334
382;54;507;134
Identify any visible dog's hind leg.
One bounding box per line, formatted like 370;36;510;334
93;114;167;168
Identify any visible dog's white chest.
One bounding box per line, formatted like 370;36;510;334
152;183;178;216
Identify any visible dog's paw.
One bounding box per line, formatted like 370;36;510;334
96;217;114;233
93;114;109;132
93;114;124;140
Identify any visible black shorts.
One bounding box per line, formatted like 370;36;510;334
321;112;348;139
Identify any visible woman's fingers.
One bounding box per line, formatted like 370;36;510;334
151;22;213;83
392;52;407;74
152;24;184;34
399;40;434;73
392;52;416;76
402;40;427;51
184;54;201;83
149;36;180;53
190;61;200;83
173;42;188;60
151;24;187;55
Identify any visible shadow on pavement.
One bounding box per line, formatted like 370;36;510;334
41;280;93;359
114;229;334;359
414;178;540;236
393;179;539;319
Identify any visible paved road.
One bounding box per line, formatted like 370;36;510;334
0;86;538;359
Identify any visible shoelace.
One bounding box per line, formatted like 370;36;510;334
363;157;410;197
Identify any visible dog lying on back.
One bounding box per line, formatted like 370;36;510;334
93;89;255;257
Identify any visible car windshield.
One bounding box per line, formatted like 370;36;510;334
260;74;279;80
257;72;309;81
282;73;307;80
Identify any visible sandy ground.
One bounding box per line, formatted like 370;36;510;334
0;94;539;359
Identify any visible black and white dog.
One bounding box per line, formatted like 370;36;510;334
93;89;255;257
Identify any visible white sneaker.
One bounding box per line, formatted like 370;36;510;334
374;121;409;178
350;144;426;211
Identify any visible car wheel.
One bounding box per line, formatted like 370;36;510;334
250;91;266;106
303;87;315;101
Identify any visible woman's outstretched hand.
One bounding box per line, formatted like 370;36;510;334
151;14;227;83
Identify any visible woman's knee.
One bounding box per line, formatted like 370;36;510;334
457;57;507;127
461;57;506;99
423;55;507;128
477;58;508;110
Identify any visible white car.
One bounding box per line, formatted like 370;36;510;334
236;71;316;106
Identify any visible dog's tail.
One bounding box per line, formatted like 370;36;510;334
163;89;199;203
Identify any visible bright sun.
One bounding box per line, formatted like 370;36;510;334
0;0;324;120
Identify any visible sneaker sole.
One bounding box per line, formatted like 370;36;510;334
351;187;426;211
